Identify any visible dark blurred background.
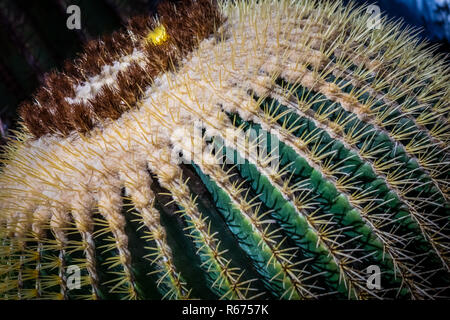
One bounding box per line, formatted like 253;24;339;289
356;0;450;42
0;0;448;144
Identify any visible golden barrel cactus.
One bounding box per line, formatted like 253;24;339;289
0;0;449;300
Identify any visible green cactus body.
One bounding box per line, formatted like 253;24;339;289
0;0;449;300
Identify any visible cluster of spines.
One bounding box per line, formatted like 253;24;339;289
266;81;450;269
191;156;320;299
0;213;93;299
1;188;183;300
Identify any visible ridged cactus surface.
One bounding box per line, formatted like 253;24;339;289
0;0;449;300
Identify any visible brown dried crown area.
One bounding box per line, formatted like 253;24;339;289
19;0;224;139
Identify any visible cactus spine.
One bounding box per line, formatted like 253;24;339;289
0;0;449;300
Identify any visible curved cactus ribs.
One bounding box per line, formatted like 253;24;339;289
0;0;449;299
